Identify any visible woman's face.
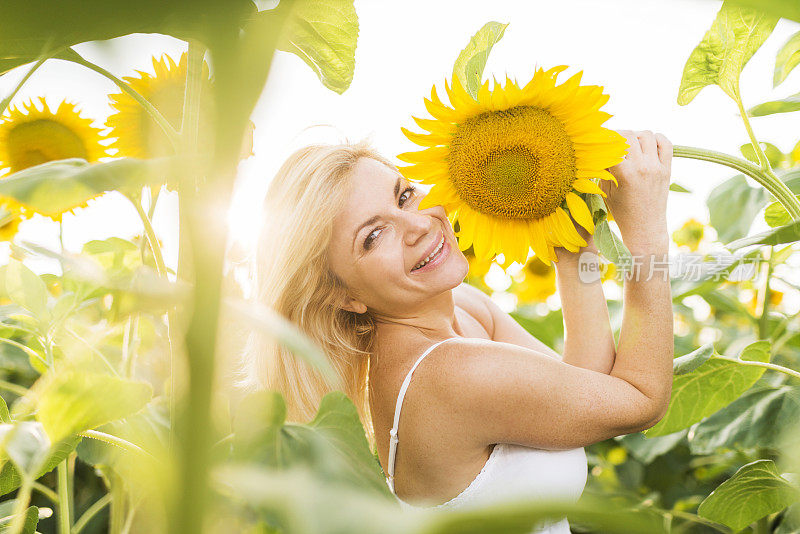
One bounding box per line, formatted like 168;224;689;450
327;157;469;316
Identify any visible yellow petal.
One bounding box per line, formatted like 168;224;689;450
555;207;587;248
572;178;607;197
400;126;451;147
397;145;449;164
565;192;595;234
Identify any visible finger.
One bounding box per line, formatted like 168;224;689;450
637;130;658;163
620;130;641;161
655;132;673;169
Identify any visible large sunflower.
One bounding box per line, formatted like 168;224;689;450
107;53;213;159
398;66;627;265
0;97;109;226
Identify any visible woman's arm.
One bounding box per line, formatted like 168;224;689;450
553;233;617;374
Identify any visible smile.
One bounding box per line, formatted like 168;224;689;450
411;233;449;273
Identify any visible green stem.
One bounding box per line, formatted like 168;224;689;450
128;196;166;277
71;493;111;534
57;460;71;534
758;247;773;339
67;53;180;151
7;476;32;534
109;473;124;534
0;55;49;116
754;516;770;534
673;145;800;221
0;337;49;368
32;480;59;504
735;93;771;172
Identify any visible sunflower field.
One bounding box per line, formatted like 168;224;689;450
0;1;798;533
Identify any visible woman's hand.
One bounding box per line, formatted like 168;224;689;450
599;130;672;254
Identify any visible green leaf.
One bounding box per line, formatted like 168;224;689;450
0;500;39;534
452;21;509;99
36;371;152;443
677;2;778;105
690;386;800;454
644;341;770;437
740;142;785;168
672;343;715;375
233;390;391;498
669;183;692;193
725;219;800;250
277;0;359;94
748;92;800;116
0;158;172;219
765;198;795;227
698;460;800;531
4;259;49;323
616;430;687;464
707;175;769;242
775;31;800;87
594;220;631;265
727;0;800;23
0;398;9;424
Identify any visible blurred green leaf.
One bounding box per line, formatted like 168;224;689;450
645;341;770;436
616;430;687;465
698;460;800;531
727;0;800;24
4;260;49;325
707;175;769;242
740;142;785;167
452;21;509;99
677;2;778;105
765;198;795;227
0;158;173;219
36;371;152;442
776;503;800;534
277;0;359;94
775;31;800;87
0;500;39;534
594;220;631;265
690;385;800;454
725;219;800;250
668;183;691;193
0;398;9;425
234;390;390;498
510;309;564;352
748;92;800;116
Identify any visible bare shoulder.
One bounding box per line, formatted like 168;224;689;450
453;282;494;335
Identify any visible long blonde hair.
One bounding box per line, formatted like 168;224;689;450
236;139;399;449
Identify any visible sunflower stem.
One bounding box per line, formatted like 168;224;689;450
0;49;56;116
673;145;800;221
128;196;166;278
66;51;181;152
57;459;71;534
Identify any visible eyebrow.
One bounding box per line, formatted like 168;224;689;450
351;176;402;253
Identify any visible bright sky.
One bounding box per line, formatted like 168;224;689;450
1;0;799;312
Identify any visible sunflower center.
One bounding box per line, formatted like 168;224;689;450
7;120;88;172
447;106;577;219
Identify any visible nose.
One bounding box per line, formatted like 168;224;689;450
401;207;438;247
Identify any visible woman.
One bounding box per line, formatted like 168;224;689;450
239;129;674;532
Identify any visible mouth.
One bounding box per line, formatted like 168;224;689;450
410;231;447;273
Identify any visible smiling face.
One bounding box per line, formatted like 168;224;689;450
327;157;469;317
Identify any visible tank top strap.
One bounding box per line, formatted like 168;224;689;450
386;337;459;494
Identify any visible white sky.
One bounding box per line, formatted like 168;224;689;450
1;0;799;302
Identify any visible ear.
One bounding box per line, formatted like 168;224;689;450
341;295;368;314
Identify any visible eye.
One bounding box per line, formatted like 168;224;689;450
399;186;416;207
364;228;382;250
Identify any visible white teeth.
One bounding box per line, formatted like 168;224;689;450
412;236;445;271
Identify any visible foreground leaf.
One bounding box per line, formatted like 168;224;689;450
677;2;778;104
774;31;800;87
0;499;39;534
707;175;769;242
36;371;152;442
644;341;770;436
698;460;800;531
277;0;359;94
452;21;509;99
594;220;631;265
0;158;173;218
765;198;796;227
690;385;800;454
725;219;800;250
4;260;49;325
748;92;800;116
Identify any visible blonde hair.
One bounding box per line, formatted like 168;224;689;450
236;139;399;450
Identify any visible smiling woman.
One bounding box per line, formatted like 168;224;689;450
239;131;674;533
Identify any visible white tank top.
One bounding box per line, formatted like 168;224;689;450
385;338;588;534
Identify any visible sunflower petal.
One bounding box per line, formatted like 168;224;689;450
400;126;451;147
397;146;449;164
572;178;607;197
565;192;595;234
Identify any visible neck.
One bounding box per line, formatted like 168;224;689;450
371;288;464;341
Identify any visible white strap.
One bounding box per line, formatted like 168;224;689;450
386;337;457;494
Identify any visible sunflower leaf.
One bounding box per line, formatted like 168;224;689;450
593;220;630;266
774;30;800;87
277;0;359;94
725;219;800;250
452;21;509;100
698;460;800;531
748;92;800;116
677;2;778;105
0;158;173;218
765;199;795;227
